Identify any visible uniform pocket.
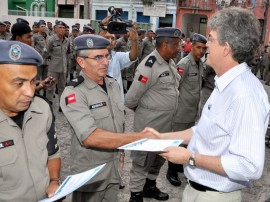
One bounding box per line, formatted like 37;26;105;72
91;107;110;119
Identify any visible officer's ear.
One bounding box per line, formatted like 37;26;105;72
76;57;85;69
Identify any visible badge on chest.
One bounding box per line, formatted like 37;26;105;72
89;102;107;109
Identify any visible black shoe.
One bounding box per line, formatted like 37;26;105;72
143;178;169;201
166;170;181;186
129;192;143;202
59;107;62;112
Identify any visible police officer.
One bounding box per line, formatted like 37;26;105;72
10;22;33;46
141;30;155;61
46;20;69;111
82;24;95;35
0;21;11;40
68;26;79;80
0;40;61;202
60;34;157;202
125;27;181;202
33;20;50;86
167;33;207;186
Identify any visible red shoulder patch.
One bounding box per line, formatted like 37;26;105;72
177;67;184;74
65;94;76;105
138;75;148;84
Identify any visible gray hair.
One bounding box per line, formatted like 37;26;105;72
76;49;90;58
208;7;260;66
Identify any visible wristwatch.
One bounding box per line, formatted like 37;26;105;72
188;152;196;166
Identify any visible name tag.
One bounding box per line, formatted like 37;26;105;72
0;140;14;149
90;102;107;109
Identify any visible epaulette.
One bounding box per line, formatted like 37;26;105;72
106;75;117;81
67;76;84;87
145;56;156;68
34;93;53;108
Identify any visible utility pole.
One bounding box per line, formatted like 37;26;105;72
84;0;92;19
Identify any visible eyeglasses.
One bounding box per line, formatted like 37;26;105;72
81;54;111;63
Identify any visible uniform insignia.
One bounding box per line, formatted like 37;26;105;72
188;73;198;77
65;94;76;105
86;38;94;48
90;102;107;109
138;75;148;84
0;140;14;149
67;75;84;87
9;44;21;61
159;71;169;78
145;56;156;67
177;67;184;74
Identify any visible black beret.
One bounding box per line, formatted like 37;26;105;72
0;21;6;26
55;20;66;27
74;34;110;50
33;21;39;26
11;23;32;38
155;27;181;38
3;21;11;25
192;33;207;44
37;20;46;27
16;18;29;25
75;23;80;25
0;40;43;66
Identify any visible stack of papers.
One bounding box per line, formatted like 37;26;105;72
118;138;183;152
39;164;106;202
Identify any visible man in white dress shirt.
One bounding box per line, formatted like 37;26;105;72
158;7;270;202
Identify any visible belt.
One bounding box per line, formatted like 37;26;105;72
189;180;218;192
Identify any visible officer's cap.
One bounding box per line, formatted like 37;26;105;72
37;20;46;27
3;21;11;25
74;34;110;51
0;21;6;26
192;33;207;44
16;18;29;25
83;24;94;31
138;29;146;35
55;20;66;27
33;21;39;26
155;27;181;38
0;40;43;66
72;27;79;32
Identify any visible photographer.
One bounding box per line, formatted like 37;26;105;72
99;8;138;102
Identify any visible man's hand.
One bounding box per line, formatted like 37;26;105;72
46;180;60;198
129;25;138;41
159;147;191;164
139;127;160;139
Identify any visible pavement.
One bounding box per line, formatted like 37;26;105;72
53;79;270;202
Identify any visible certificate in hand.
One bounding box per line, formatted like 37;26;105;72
39;164;106;202
118;138;183;152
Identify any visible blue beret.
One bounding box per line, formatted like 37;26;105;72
74;34;110;50
155;27;181;38
72;27;79;32
16;18;29;25
55;20;66;27
0;40;43;66
37;20;46;27
192;33;207;44
33;21;39;26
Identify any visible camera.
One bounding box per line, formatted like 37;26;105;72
106;6;132;34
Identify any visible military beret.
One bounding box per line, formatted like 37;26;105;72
192;33;207;44
37;20;46;27
0;40;43;66
75;23;80;25
16;18;29;25
66;25;70;29
147;30;154;33
72;27;79;32
3;21;11;25
155;27;181;38
55;20;66;27
83;24;94;31
138;29;146;35
74;34;110;50
0;21;6;26
11;23;32;39
33;21;39;26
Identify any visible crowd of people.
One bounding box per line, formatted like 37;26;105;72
0;7;269;202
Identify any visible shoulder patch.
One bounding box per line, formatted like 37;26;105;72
145;56;156;68
67;76;84;88
177;67;184;74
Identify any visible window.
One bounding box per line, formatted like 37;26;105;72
58;5;74;18
137;12;150;23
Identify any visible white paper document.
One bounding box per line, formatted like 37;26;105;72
118;138;183;152
39;163;106;202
